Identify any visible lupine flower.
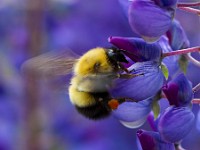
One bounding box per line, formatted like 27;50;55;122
111;61;165;101
109;36;165;101
128;0;177;42
158;74;195;143
109;35;178;78
158;106;195;143
109;36;165;128
137;129;175;150
108;36;162;62
162;73;193;107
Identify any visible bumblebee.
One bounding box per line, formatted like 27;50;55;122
22;47;138;119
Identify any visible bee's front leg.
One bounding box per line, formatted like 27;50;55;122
117;73;144;79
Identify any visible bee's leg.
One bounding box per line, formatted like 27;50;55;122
117;97;138;103
117;73;144;79
97;96;114;112
118;63;129;73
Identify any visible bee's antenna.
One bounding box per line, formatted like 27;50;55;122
119;48;135;55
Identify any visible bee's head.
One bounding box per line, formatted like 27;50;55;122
106;48;129;64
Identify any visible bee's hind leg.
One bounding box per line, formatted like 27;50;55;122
107;97;138;110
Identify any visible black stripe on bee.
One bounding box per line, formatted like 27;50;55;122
75;92;111;120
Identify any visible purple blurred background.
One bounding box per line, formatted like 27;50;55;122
0;0;199;150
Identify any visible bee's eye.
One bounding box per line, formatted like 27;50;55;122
107;49;114;56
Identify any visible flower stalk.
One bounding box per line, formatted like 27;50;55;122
174;142;186;150
193;83;200;93
192;99;200;104
162;46;200;58
178;7;200;16
177;2;200;7
185;53;200;67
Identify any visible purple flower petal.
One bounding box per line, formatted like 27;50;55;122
120;117;147;129
128;0;174;42
162;73;193;107
147;99;171;131
112;99;152;122
137;129;175;150
196;110;200;132
166;19;190;50
108;36;162;62
147;112;159;132
158;106;195;143
111;61;165;101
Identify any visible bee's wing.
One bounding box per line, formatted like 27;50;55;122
21;50;79;78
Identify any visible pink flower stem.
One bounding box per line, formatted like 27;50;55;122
162;46;200;58
174;143;186;150
185;53;200;68
193;83;200;93
192;83;200;104
192;99;200;104
177;2;200;7
178;7;200;16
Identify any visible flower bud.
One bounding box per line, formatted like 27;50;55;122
162;73;193;107
158;106;195;143
128;0;175;42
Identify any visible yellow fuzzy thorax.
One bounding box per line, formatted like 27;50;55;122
74;47;113;76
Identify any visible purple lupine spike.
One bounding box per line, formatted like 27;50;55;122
110;61;165;101
162;73;193;107
128;0;175;42
166;19;190;50
108;36;162;62
137;129;175;150
158;106;195;143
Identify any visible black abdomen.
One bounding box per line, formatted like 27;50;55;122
75;92;111;120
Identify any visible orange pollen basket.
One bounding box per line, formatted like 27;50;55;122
108;99;119;110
